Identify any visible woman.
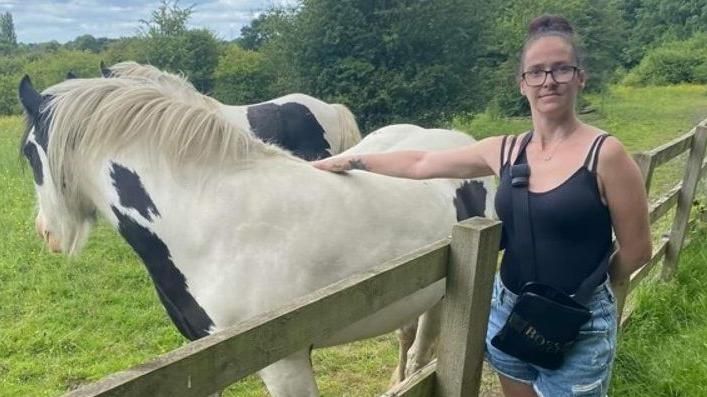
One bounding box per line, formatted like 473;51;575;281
312;15;651;397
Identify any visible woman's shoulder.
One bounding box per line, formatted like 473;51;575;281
587;128;633;174
583;125;625;154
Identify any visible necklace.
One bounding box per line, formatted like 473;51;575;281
540;137;566;161
534;128;575;161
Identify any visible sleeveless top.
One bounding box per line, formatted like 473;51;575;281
494;132;613;295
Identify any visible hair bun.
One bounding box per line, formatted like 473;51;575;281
528;15;574;36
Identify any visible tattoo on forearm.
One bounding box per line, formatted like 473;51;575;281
348;158;369;171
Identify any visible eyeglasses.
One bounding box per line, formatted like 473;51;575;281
521;65;581;87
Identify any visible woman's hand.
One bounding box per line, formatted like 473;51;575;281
311;156;369;173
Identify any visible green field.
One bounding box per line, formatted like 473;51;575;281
1;84;707;396
611;226;707;397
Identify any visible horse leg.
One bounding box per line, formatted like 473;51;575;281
405;301;442;377
258;348;319;397
389;320;418;386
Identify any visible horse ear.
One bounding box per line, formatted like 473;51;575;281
19;75;42;117
100;60;111;77
66;71;77;79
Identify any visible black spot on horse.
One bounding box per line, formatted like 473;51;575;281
453;180;487;221
22;142;44;186
246;102;331;160
111;206;214;341
110;162;161;222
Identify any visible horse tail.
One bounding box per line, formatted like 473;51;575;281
331;103;362;153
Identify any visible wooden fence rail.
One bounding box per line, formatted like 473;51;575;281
64;218;501;397
618;120;707;323
62;118;707;397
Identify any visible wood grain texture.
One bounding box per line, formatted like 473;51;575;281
435;218;501;397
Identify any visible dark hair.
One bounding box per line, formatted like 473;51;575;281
519;15;583;77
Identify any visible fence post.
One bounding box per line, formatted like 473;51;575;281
662;125;707;280
435;217;501;397
633;152;655;194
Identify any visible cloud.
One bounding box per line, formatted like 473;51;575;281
0;0;288;43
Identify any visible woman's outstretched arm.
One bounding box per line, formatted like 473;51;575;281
311;135;504;179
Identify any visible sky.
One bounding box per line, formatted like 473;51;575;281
0;0;298;44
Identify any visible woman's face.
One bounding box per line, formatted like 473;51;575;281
520;36;585;117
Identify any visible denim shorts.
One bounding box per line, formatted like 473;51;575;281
485;274;618;397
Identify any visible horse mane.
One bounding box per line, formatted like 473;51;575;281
42;77;288;200
109;62;364;153
330;103;362;153
105;61;219;107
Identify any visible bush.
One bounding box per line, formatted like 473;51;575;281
0;73;22;115
22;49;103;90
695;61;707;84
102;37;150;65
141;29;221;93
212;45;277;105
624;33;707;86
0;50;102;116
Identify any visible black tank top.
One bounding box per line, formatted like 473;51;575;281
494;132;613;295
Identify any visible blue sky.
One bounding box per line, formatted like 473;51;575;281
0;0;298;44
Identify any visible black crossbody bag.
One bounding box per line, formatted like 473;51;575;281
490;133;611;370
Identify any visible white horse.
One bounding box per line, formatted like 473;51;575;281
100;61;362;160
100;62;448;384
19;75;495;396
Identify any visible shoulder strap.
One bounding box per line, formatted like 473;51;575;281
583;133;610;171
499;135;508;170
590;134;611;172
505;135;519;167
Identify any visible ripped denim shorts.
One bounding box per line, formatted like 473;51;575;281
485;274;618;397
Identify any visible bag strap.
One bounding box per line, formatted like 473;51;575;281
573;250;611;303
510;132;536;281
510;131;611;304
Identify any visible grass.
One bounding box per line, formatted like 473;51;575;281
1;83;706;396
610;226;707;397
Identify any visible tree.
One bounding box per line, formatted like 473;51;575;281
140;0;192;38
0;11;18;54
238;9;294;51
618;0;707;67
102;37;150;65
274;0;493;130
138;1;221;93
64;34;110;53
213;45;277;104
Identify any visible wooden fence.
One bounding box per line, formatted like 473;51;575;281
615;120;707;323
62;120;707;397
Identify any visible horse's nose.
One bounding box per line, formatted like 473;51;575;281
36;215;62;253
46;233;62;253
